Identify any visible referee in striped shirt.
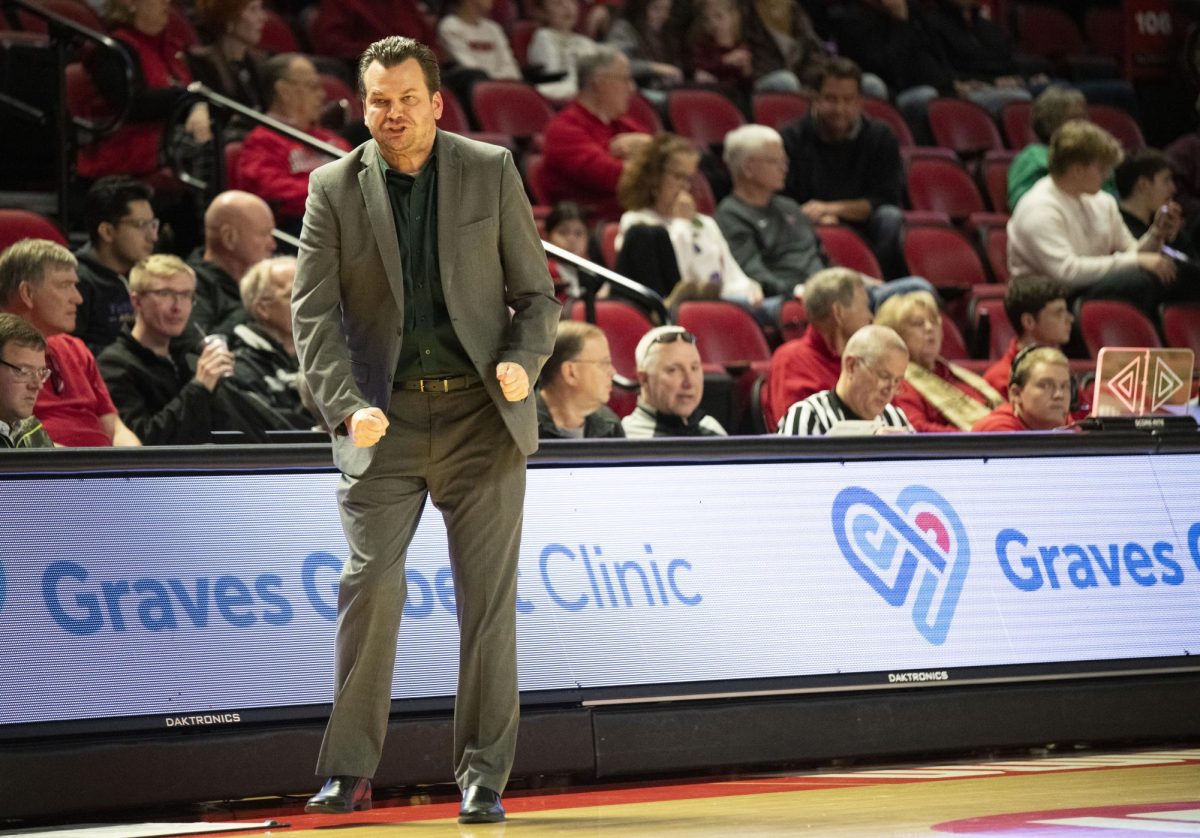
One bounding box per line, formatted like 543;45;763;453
778;324;913;436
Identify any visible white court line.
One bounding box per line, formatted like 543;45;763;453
1129;811;1200;823
1034;817;1200;834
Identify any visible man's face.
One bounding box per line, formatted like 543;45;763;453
640;338;703;418
814;77;863;142
1145;167;1177;208
230;201;277;267
0;342;47;425
1013;361;1070;429
254;263;296;337
742;139;788;193
279;56;326;128
1077;161;1109;195
833;284;873;344
105;199;158;270
24;267;82;336
566;334;614;409
843;347;906;420
362;58;444;166
133;272;196;339
592;53;635;118
1027;298;1073;347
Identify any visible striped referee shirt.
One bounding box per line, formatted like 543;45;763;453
778;389;912;436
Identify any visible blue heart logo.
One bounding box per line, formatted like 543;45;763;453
832;485;969;645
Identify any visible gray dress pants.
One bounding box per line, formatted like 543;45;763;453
315;383;525;794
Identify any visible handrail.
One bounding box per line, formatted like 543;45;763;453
0;0;134;227
178;81;669;321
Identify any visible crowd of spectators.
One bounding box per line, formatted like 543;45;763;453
1;0;1197;449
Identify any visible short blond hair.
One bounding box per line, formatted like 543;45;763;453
129;254;195;293
873;290;940;332
241;256;296;310
0;238;76;307
1048;120;1122;177
1012;346;1069;388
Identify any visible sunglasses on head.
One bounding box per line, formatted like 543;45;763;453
651;330;696;346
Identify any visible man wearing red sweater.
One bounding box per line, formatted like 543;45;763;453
238;54;352;231
764;267;872;430
541;47;652;221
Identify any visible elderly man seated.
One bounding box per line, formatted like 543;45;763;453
763;267;873;430
536;321;625;439
622;325;726;437
0;312;54;448
778;324;912;435
973;346;1072;432
716;124;934;308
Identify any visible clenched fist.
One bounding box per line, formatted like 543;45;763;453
345;407;389;447
495;362;529;402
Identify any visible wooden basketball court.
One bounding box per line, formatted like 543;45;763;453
26;748;1195;838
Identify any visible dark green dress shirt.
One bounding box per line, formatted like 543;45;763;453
382;144;476;381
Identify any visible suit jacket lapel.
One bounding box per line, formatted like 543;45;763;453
437;131;461;298
358;140;406;308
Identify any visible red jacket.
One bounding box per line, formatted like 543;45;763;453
78;27;192;179
541;102;648;221
764;326;840;431
971;402;1027;432
983;336;1019;394
310;0;436;60
892;360;992;433
237;124;351;221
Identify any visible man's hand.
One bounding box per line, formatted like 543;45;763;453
496;362;530;401
194;339;235;391
799;199;831;223
1151;200;1184;242
185;102;212;144
345;407;389;447
610;132;653;160
1139;252;1178;284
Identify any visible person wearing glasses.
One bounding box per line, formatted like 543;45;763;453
536;321;625;439
0;239;140;447
972;346;1072;432
778;324;912;436
873;290;1003;433
98;255;288;444
0;313;54;449
238;54;352;236
72;177;158;355
187;190;279;338
622;325;726;437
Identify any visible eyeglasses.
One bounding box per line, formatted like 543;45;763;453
0;357;52;383
139;288;195;303
650;330;696;347
863;361;904;392
284;77;324;92
119;217;160;233
571;357;615;370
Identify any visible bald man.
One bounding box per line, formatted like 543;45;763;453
187;190;278;336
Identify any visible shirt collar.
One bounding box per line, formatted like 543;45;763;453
378;134;439;181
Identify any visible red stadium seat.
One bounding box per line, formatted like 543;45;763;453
17;0;101;34
983;225;1010;284
1084;7;1123;61
319;73;361;125
862;96;914;147
1161;304;1200;356
524;153;552;205
906;157;987;223
1016;3;1086;63
64;61;109;121
166;5;199;48
814;225;883;279
667;89;744;150
259;9;300;53
941;316;971;360
675;300;771;365
969;293;1016;360
980;150;1016;213
1001;101;1036;149
903;225;989;291
1078;299;1161;358
752;92;810;130
0;209;68;249
1088;104;1144;151
599;221;620;268
927;98;1003;157
472;80;555;139
510;19;539;67
627;91;663;133
567;298;655;380
438;85;470;133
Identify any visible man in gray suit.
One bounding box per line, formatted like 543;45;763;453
292;36;559;824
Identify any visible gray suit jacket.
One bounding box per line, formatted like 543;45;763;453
292;130;560;476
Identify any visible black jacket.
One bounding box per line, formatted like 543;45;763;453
72;244;134;356
536;392;626;439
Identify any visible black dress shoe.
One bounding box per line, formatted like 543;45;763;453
458;784;505;823
304;775;372;813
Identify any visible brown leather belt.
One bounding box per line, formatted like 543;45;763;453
395;375;481;393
